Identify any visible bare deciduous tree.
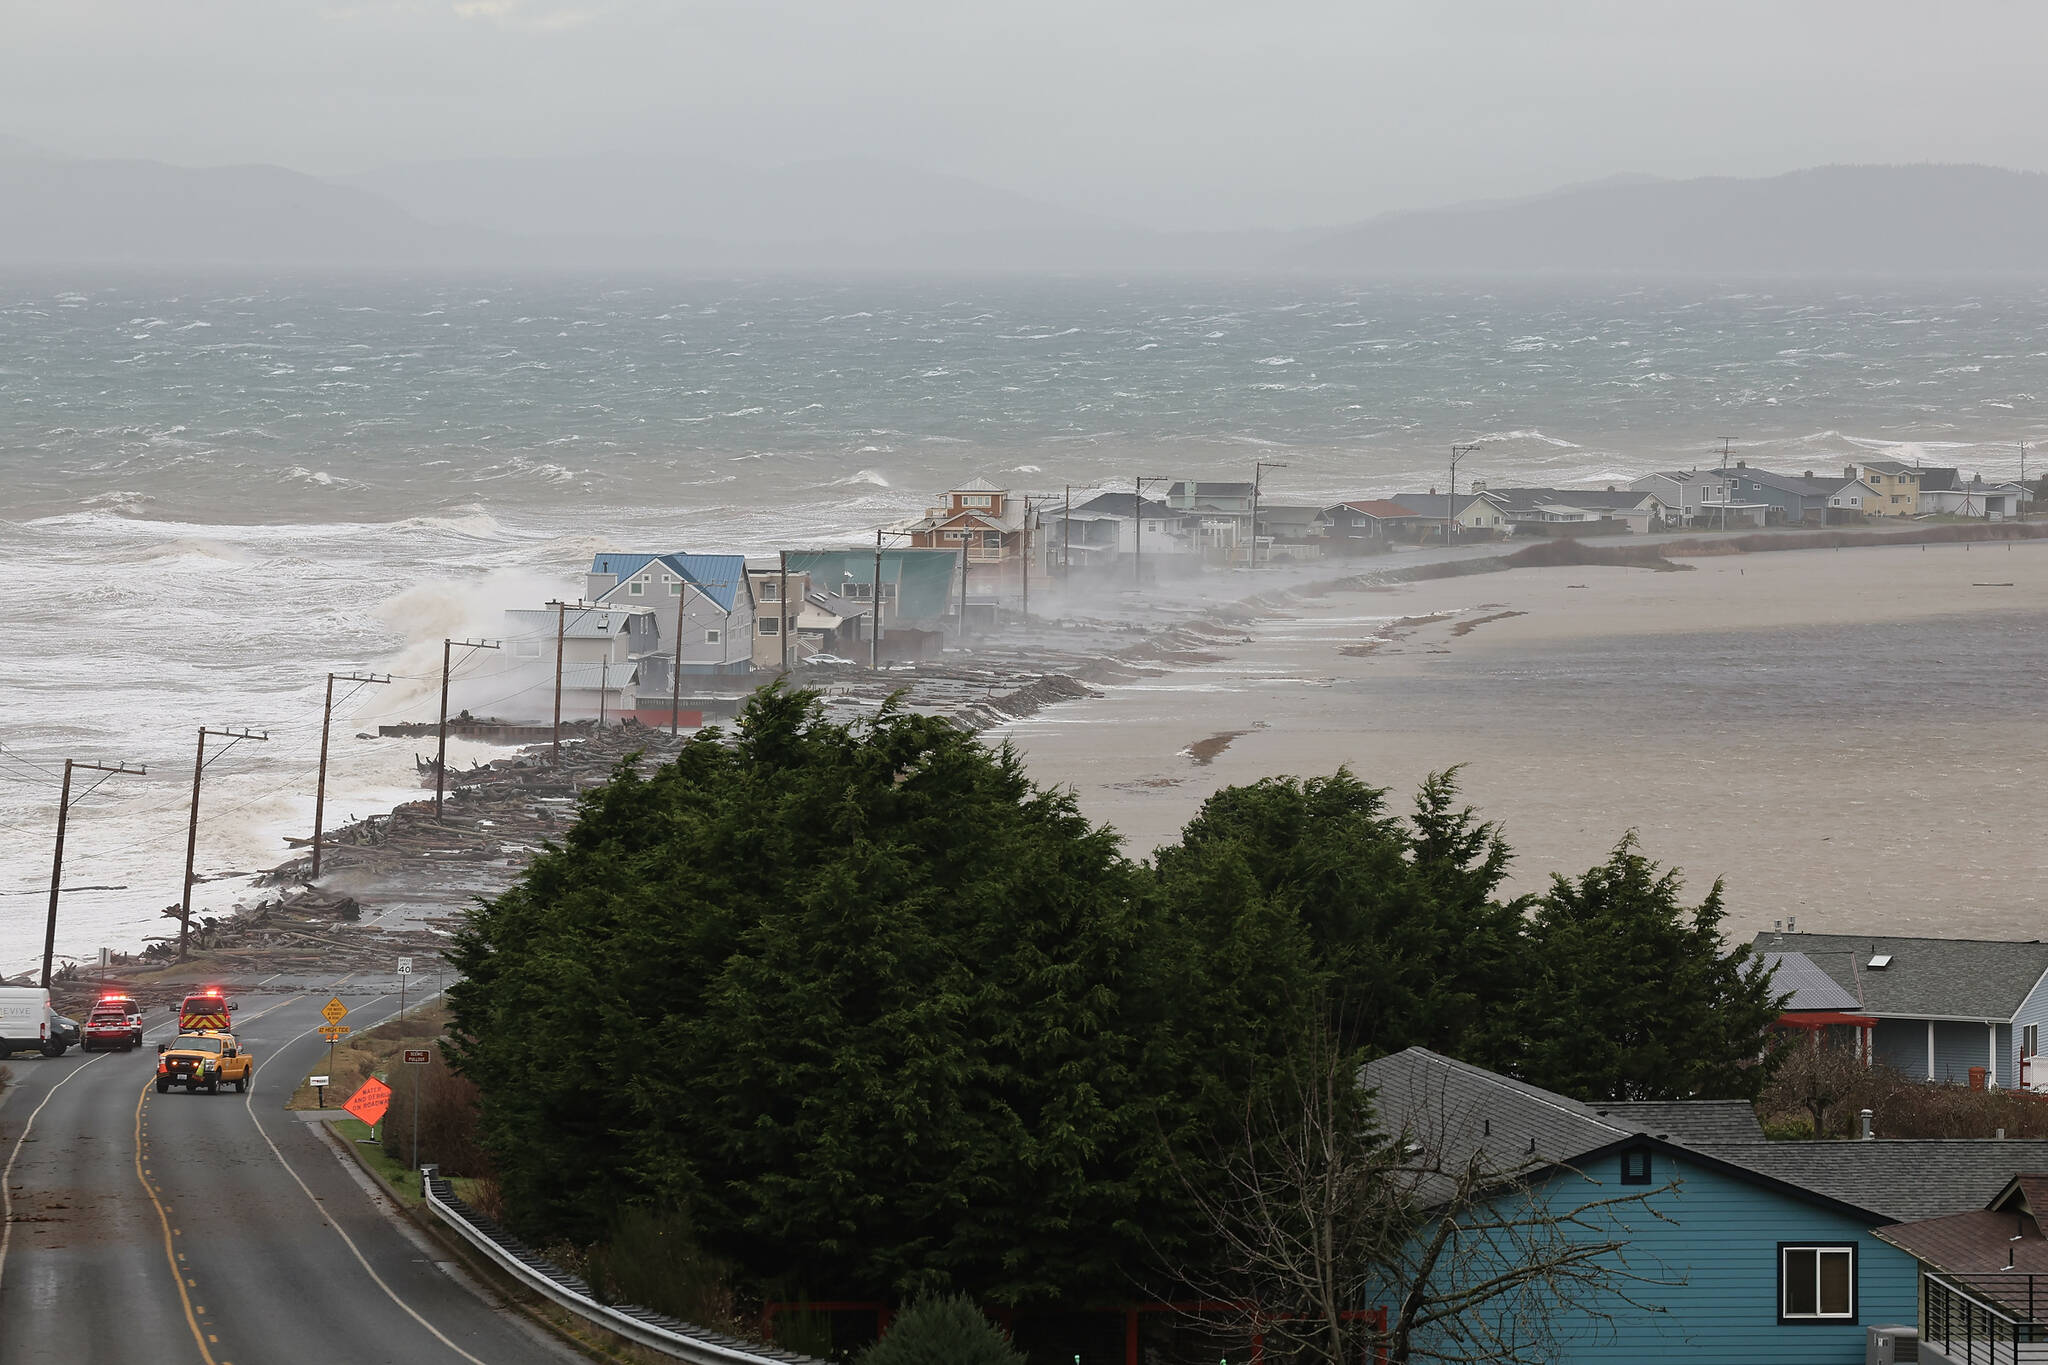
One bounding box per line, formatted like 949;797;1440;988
1173;1018;1679;1365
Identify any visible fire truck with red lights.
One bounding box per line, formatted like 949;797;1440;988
178;989;235;1032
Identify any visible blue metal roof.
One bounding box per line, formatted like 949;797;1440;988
590;552;745;613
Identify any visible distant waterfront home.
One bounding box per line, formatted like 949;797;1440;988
500;603;659;722
1391;490;1504;539
1251;503;1331;560
1475;485;1670;534
1759;949;1877;1055
1045;492;1196;578
587;552;756;678
1874;1174;2048;1363
783;548;963;659
1164;480;1257;560
1323;499;1424;552
1632;469;1738;523
1847;461;1924;518
1720;464;1877;525
900;477;1038;602
1751;932;2048;1088
1368;1048;2048;1363
1916;468;2032;519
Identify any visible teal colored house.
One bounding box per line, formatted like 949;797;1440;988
1367;1049;2048;1363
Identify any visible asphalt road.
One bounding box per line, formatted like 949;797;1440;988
0;972;584;1365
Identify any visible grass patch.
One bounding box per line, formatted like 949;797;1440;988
329;1115;426;1208
285;999;452;1110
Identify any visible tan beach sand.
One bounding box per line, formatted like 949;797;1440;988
994;539;2048;940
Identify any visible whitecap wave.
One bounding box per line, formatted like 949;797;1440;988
832;469;891;488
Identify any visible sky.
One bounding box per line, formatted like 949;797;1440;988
5;0;2048;231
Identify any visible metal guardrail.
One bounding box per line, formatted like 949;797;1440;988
419;1166;825;1365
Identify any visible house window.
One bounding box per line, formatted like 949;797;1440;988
944;530;968;541
842;582;872;599
758;617;779;636
704;628;721;644
1779;1245;1856;1324
670;581;683;595
2025;1024;2039;1058
981;531;1002;549
960;493;992;508
880;583;897;601
629;580;644;595
760;581;779;601
1619;1149;1652;1186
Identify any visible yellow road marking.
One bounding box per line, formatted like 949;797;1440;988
136;1080;220;1365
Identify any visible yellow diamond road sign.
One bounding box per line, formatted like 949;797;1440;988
321;996;348;1025
318;1024;351;1040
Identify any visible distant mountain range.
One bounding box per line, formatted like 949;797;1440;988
2;144;2044;275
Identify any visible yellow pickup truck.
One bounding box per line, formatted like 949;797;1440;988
155;1031;252;1094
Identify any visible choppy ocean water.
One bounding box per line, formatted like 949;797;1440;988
2;270;2045;972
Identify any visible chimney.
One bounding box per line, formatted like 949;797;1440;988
1845;465;1857;479
1803;470;1815;481
1471;478;1487;492
1859;1109;1874;1141
1736;459;1747;469
1429;486;1438;496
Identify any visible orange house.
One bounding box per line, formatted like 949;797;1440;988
900;477;1037;603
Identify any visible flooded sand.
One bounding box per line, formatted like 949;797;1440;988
995;539;2048;939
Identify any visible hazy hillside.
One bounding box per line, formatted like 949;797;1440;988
1298;164;2048;274
0;153;466;267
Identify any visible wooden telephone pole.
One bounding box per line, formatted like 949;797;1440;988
44;758;145;988
544;599;597;765
436;639;500;821
312;671;390;880
182;727;270;962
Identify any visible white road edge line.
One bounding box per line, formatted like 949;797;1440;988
0;1052;106;1291
243;994;489;1365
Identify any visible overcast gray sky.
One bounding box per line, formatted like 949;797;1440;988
6;0;2047;231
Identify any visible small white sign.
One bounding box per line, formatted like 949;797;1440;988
309;1074;330;1088
396;957;413;975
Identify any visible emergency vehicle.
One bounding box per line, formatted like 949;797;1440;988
178;989;235;1032
155;1031;252;1094
84;994;144;1051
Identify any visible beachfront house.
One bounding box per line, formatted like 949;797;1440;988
900;477;1039;603
1392;490;1503;540
499;603;658;723
1750;931;2048;1088
1322;499;1424;553
1252;503;1331;560
587;552;756;684
1163;480;1257;561
1874;1175;2048;1364
1848;461;1924;518
1918;469;2031;519
1632;470;1739;524
1720;465;1877;525
1478;485;1671;535
1367;1047;2048;1362
1044;492;1196;580
783;547;964;660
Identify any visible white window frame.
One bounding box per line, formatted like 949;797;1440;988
2024;1023;2039;1058
704;628;721;644
758;617;779;636
670;580;683;595
629;580;644;595
1779;1244;1856;1323
760;581;779;601
960;493;992;508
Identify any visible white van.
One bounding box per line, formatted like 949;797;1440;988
0;986;70;1058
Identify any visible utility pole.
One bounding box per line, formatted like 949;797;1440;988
312;671;390;880
44;758;145;988
1251;461;1288;567
1020;497;1033;622
544;599;595;766
778;550;791;674
1130;476;1168;587
182;727;269;962
1063;484;1072;578
1445;444;1479;545
1715;437;1738;531
436;638;499;821
957;545;969;642
2022;440;2030;524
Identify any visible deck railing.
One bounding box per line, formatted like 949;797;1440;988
1925;1271;2048;1365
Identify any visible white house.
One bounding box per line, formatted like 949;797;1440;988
497;604;659;723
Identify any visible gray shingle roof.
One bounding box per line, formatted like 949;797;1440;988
1748;933;2048;1020
1726;467;1859;497
1363;1048;1629;1183
1690;1142;2048;1223
1594;1101;1766;1143
1760;951;1864;1012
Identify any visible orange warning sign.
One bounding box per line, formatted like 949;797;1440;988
343;1076;392;1128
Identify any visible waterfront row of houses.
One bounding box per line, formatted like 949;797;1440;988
487;460;2032;725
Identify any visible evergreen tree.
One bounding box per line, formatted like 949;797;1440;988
1493;834;1785;1101
860;1294;1023;1365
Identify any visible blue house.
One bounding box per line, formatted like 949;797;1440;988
1366;1049;2048;1363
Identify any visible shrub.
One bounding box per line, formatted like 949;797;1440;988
379;1054;491;1176
586;1206;747;1338
860;1295;1022;1365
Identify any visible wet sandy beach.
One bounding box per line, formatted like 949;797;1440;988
995;537;2048;939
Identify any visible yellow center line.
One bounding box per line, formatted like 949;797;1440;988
135;1079;219;1365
